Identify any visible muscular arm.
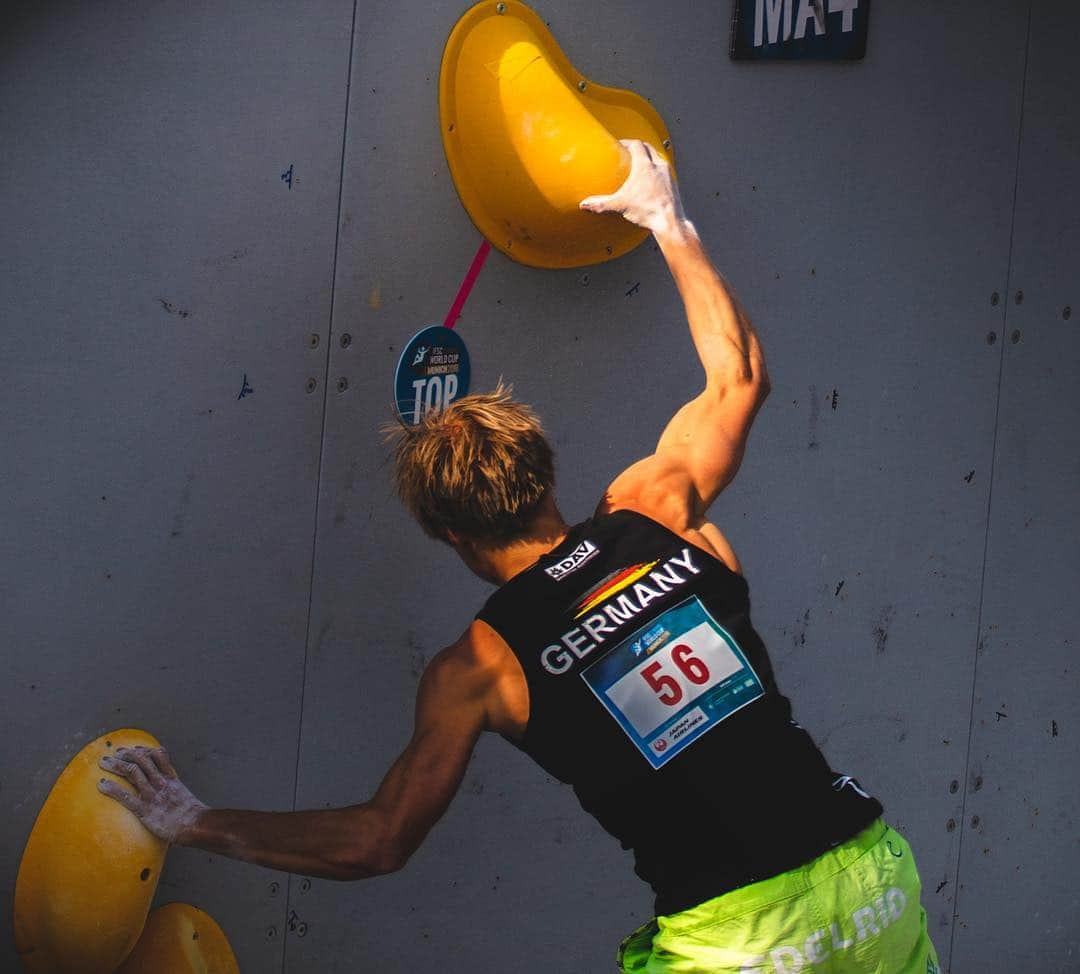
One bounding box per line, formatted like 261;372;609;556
582;141;770;540
639;221;769;509
99;625;518;880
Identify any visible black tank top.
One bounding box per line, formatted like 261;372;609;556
477;509;882;915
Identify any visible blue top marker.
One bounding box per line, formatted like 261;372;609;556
394;325;471;425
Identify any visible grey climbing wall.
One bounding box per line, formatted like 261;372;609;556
950;5;1080;970
1;2;1076;973
0;0;355;968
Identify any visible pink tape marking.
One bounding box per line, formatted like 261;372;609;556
443;239;492;330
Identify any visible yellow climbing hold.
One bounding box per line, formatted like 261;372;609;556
440;0;675;268
14;729;169;973
116;903;240;974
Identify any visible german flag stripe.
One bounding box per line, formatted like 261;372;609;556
574;560;659;618
575;563;647;610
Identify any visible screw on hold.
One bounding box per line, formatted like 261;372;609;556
306;378;318;394
946;819;956;833
300;878;312;894
308;333;320;349
580;273;590;287
986;331;997;346
297;922;309;938
1010;329;1021;345
973;776;984;791
662;139;671;150
1064;306;1072;320
990;292;1000;307
337;377;349;393
496;2;506;12
578;80;587;92
269;882;280;896
971;815;981;829
949;780;959;794
1015;290;1024;305
266;926;277;940
340;332;353;348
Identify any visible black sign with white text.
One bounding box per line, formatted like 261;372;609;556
730;0;870;60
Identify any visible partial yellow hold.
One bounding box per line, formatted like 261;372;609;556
117;903;240;974
440;0;675;268
14;729;168;974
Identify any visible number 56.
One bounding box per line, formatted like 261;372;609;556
641;645;710;705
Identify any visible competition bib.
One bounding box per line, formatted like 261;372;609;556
581;596;764;769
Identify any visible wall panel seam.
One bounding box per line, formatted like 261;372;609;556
946;2;1033;968
282;1;360;969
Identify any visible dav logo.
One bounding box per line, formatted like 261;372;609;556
545;540;599;581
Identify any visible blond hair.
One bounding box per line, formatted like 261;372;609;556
386;384;555;544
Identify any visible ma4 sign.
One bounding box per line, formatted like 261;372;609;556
730;0;870;60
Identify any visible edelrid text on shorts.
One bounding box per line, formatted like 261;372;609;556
738;886;908;973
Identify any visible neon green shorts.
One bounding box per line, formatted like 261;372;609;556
617;820;940;974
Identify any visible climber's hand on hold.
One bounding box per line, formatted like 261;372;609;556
98;745;208;844
579;139;692;241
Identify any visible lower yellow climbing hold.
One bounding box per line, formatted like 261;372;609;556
440;0;675;268
117;903;240;974
13;729;169;974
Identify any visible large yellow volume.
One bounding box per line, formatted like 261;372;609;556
440;0;675;268
13;729;169;973
116;903;240;974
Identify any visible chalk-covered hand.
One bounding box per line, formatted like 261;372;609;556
98;745;208;844
579;139;689;238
